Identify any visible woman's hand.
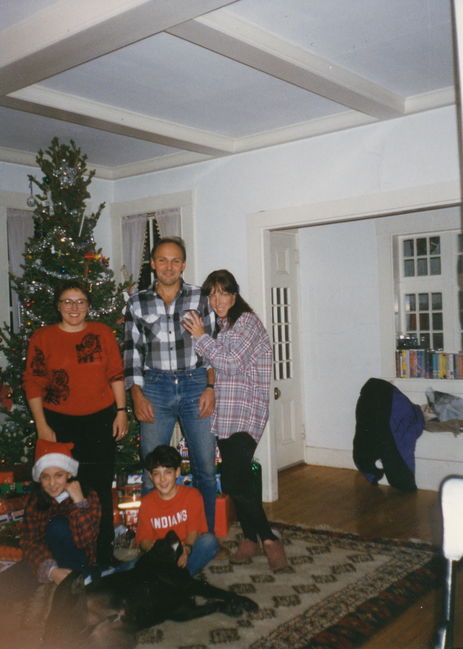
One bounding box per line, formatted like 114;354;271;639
112;411;128;441
182;310;206;339
36;421;57;442
66;478;85;504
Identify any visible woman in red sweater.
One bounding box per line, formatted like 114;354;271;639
23;279;128;567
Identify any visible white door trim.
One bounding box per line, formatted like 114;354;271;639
247;180;461;503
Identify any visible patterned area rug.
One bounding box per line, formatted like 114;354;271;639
136;523;440;649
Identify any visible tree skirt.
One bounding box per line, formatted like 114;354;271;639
136;523;440;649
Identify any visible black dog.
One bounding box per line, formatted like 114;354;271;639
43;531;258;649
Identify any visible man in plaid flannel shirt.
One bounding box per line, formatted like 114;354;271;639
124;237;217;532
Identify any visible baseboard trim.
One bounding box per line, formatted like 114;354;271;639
305;445;463;492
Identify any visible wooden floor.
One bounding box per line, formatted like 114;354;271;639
263;464;462;649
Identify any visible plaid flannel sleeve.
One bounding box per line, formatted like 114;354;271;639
68;490;101;557
124;297;146;389
21;495;54;577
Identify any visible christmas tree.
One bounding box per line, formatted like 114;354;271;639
0;137;139;471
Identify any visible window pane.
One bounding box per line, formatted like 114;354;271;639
405;294;416;311
430;236;440;254
403;239;414;257
458;256;463;274
418;294;429;310
459;233;463;253
416;238;427;255
417;258;427;275
420;333;430;349
419;313;429;330
432;293;442;310
430;257;441;275
403;259;414;276
406;314;416;330
433;333;444;350
432;312;443;330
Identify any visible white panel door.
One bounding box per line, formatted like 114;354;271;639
269;230;305;469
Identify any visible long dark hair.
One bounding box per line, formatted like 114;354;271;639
201;269;253;328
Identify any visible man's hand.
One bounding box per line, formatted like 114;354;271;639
139;539;155;553
131;387;154;423
198;387;215;418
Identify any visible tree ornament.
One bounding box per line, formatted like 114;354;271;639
54;159;78;188
26;179;35;207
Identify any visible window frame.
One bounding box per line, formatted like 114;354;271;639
396;229;460;352
376;205;461;378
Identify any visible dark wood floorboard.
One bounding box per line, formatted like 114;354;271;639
263;464;462;649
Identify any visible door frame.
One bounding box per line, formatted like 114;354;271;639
247;180;460;502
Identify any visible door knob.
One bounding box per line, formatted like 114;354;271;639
274;387;281;400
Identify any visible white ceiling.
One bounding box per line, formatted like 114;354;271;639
0;0;456;179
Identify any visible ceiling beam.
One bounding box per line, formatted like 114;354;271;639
0;0;238;96
1;85;234;156
168;11;405;119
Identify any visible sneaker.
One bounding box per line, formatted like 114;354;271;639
229;538;260;564
263;539;288;572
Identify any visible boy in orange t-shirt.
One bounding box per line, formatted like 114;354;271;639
136;445;218;575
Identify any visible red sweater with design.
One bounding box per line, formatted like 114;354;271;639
23;322;124;416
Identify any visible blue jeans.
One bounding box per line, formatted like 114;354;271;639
46;516;89;572
141;368;217;532
187;533;219;576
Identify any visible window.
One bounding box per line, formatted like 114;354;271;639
396;230;460;351
138;217;160;290
271;286;293;380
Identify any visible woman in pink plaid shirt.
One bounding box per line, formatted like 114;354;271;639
183;269;288;572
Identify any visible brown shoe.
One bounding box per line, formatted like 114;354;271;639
230;538;260;564
263;539;288;572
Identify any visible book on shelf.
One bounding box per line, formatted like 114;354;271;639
395;349;463;379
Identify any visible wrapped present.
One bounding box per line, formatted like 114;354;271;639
176;474;193;487
0;494;27;516
214;494;236;538
127;473;142;485
0;481;32;496
0;546;23;562
0;465;31;483
0;521;22;562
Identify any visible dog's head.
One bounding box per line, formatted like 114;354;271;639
137;530;183;570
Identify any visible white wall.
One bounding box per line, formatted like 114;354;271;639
298;219;382;454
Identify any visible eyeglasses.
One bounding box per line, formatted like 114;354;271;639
59;299;88;308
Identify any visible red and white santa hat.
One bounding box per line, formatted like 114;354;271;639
32;439;79;482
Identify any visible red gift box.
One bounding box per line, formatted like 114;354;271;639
0;495;27;515
214;494;235;538
0;472;14;485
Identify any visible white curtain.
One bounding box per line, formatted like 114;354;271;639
154;207;181;238
121;208;181;285
7;209;34;331
121;212;149;285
